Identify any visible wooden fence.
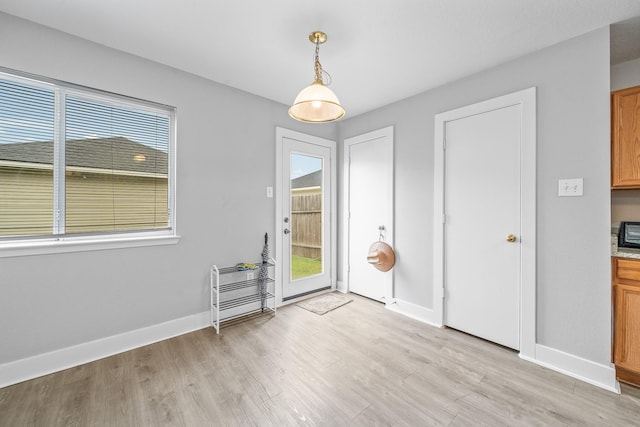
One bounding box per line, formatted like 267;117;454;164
291;192;322;259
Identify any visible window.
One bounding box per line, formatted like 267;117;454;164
0;70;176;253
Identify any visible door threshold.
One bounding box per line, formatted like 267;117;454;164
282;286;332;305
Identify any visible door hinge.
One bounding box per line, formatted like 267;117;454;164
442;213;446;224
443;138;446;150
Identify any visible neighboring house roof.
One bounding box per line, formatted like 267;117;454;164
0;137;167;175
291;169;321;189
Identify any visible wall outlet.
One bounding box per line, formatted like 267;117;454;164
558;178;583;197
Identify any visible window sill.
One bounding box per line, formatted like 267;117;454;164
0;233;181;258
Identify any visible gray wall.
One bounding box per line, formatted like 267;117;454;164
611;57;640;91
611;57;640;226
338;27;612;364
0;12;614;370
0;13;336;364
612;189;640;225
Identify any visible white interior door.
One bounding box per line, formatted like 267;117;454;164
444;105;521;350
276;129;336;302
344;127;393;302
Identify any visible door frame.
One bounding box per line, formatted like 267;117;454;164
275;127;337;306
341;126;394;301
432;87;537;359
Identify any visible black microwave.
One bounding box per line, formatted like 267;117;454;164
618;222;640;249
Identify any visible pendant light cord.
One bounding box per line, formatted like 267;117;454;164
313;40;332;86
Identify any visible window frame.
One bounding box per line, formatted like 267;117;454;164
0;68;179;257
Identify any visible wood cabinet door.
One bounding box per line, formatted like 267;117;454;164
614;283;640;371
612;86;640;188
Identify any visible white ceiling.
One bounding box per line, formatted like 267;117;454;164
1;0;640;118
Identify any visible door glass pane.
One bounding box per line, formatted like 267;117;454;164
290;153;323;280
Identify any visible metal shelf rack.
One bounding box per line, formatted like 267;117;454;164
210;258;276;333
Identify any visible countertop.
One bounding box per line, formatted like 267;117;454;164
612;234;640;259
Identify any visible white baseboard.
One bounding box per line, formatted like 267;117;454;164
385;300;619;394
0;311;210;388
520;344;620;393
385;298;442;328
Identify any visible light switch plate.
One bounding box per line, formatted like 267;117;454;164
558;178;583;197
266;186;273;198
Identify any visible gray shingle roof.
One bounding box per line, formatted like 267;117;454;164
291;169;321;189
0;137;168;174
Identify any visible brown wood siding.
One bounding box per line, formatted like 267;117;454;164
0;167;53;236
0;166;168;236
66;172;168;233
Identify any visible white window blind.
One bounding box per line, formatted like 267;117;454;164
65;96;170;234
0;71;175;241
0;78;55;237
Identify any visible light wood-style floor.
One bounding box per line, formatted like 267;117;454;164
1;293;640;426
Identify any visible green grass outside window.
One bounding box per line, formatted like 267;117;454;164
291;255;322;280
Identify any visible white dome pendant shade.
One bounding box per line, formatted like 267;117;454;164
289;31;345;123
289;81;345;123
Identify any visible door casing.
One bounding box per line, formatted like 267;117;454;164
275;127;337;306
432;87;537;359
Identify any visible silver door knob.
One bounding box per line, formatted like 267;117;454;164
284;229;290;235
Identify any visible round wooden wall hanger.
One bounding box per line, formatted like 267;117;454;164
367;241;396;272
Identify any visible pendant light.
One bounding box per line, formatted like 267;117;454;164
289;31;345;123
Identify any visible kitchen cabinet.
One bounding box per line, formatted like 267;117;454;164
612;85;640;188
612;257;640;386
